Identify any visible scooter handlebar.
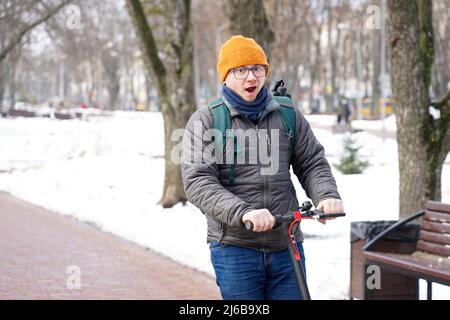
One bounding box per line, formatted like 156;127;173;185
244;210;346;231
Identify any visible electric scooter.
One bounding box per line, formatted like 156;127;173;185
244;200;346;300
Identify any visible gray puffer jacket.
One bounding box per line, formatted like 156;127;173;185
181;94;340;252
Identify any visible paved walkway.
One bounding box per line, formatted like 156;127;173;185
0;193;221;299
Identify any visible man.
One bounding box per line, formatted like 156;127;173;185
342;98;352;125
181;35;343;300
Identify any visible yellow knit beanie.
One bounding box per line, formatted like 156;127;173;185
217;35;269;82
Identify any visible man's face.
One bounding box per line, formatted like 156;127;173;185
224;64;267;102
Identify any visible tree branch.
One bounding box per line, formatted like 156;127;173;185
430;90;450;110
440;91;450;154
429;90;450;157
126;0;167;97
0;1;37;23
0;0;72;62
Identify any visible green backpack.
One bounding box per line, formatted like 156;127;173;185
207;96;296;185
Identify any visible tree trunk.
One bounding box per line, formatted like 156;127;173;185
108;76;120;111
0;62;6;113
326;4;340;113
288;63;299;104
222;0;274;58
127;0;196;208
103;57;120;110
0;80;4;114
0;46;21;112
308;19;324;113
388;0;450;218
108;82;120;110
371;30;381;116
431;0;450;99
9;62;17;109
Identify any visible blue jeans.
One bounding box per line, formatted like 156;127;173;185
210;242;306;300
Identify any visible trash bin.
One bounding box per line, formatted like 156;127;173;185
350;220;420;300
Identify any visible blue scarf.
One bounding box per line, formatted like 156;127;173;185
222;85;269;122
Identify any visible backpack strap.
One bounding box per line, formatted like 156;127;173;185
273;96;296;161
208;98;237;185
273;95;293;108
208;97;231;143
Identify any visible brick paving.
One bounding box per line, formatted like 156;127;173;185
0;192;221;300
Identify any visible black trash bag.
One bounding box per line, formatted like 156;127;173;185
350;220;420;243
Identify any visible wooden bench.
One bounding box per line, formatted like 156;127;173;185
363;201;450;299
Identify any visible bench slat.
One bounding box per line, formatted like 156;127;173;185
416;240;450;257
426;201;450;214
364;251;450;284
421;220;450;234
420;230;450;245
424;210;450;223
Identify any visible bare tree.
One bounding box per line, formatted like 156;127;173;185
0;0;72;62
388;0;450;218
39;0;141;110
265;0;310;102
306;2;326;112
0;39;24;112
325;3;340;113
126;0;196;207
432;0;450;99
191;0;227;100
222;0;275;58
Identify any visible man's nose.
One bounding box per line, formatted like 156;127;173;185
246;69;257;81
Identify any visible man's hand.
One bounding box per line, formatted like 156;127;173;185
316;198;344;225
242;209;275;232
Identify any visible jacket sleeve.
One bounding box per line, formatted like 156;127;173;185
181;108;254;228
291;108;341;206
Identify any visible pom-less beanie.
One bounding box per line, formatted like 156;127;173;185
217;35;270;82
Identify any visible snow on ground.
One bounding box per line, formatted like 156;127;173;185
352;114;398;132
305;113;397;133
303;114;337;127
0;112;449;299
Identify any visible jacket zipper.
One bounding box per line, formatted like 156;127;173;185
260;116;270;252
233;112;275;252
255;123;265;251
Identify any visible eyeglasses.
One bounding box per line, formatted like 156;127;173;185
231;65;267;80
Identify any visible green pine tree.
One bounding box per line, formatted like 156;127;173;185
334;134;369;174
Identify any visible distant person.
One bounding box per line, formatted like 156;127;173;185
312;98;321;114
343;99;351;125
337;98;351;125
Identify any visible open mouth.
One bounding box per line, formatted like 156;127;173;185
245;86;257;93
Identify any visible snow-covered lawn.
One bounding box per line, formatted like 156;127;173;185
0;111;449;299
